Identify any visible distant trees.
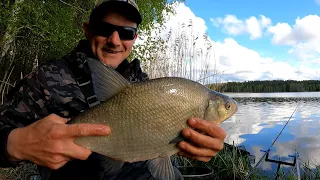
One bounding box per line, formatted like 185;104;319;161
209;80;320;92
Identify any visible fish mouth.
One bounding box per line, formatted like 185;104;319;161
220;96;239;122
227;98;238;117
206;90;239;124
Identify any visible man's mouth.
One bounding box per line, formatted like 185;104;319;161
103;48;121;54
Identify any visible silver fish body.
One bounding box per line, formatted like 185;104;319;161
68;58;238;180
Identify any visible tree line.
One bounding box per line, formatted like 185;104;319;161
208;80;320;92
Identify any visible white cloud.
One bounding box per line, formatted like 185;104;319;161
315;0;320;5
260;15;272;27
288;40;320;63
268;23;294;45
210;14;272;40
211;15;246;36
246;16;262;39
268;15;320;65
268;15;320;45
211;38;315;81
210;14;320;66
139;3;320;82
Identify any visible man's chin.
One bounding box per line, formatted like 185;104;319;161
98;57;122;68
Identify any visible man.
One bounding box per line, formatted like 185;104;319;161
0;0;227;179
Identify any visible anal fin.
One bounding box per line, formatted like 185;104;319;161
147;156;176;180
96;154;125;176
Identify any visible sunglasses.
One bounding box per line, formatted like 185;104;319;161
92;21;137;40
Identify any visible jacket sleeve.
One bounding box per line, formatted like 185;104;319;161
0;67;51;167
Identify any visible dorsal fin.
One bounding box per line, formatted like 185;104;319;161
86;58;130;101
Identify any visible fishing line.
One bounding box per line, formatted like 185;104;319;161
225;120;240;132
244;101;301;180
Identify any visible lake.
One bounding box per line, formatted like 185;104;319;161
221;92;320;177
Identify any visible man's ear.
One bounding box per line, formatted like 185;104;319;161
83;22;91;40
133;33;138;42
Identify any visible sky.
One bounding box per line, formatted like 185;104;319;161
147;0;320;82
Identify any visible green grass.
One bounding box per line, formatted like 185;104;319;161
2;143;320;179
0;142;258;180
173;142;320;180
173;143;264;180
0;162;39;180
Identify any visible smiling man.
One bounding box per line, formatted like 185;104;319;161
0;0;227;179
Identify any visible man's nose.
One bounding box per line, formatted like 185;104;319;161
107;31;121;46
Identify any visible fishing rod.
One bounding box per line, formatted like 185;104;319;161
244;101;301;180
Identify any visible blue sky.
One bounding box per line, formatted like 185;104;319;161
155;0;320;82
185;0;318;60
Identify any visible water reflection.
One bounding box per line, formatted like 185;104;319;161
221;92;320;176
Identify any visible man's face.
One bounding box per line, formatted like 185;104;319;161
85;11;138;68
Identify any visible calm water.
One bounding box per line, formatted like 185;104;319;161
222;92;320;177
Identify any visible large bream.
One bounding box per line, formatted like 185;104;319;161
68;58;238;180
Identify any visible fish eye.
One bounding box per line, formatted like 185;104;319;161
225;101;231;110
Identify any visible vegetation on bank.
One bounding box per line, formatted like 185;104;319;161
209;80;320;93
0;142;257;180
0;0;183;91
1;141;320;179
173;143;257;179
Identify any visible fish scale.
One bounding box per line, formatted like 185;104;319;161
73;78;210;162
68;58;238;180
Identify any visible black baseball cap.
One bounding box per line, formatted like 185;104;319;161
89;0;142;26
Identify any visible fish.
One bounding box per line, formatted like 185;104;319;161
68;58;238;180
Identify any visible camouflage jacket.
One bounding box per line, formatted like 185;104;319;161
0;40;183;180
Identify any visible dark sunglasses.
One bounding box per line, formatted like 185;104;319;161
91;21;137;40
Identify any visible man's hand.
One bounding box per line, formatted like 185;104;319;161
177;118;226;162
6;114;111;170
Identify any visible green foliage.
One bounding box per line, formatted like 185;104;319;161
16;1;81;58
129;0;184;64
173;143;257;179
0;0;183;84
0;0;94;81
0;2;11;34
136;0;182;30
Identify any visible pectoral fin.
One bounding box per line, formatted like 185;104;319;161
147;156;176;180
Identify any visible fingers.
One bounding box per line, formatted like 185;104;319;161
45;114;111;138
181;127;224;151
177;118;227;162
47;114;69;124
177;141;217;157
66;123;111;138
31;153;71;170
63;143;92;160
10;114;109;170
46;154;73;165
49;115;110;160
46;160;69;170
187;118;227;140
178;151;212;162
